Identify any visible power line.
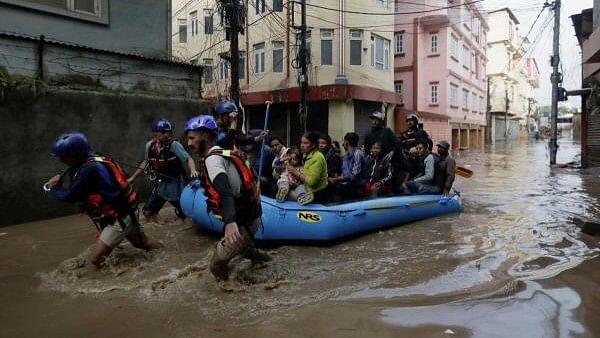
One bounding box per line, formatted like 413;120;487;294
296;0;484;16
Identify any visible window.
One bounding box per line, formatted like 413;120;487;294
473;18;480;42
430;33;438;54
178;19;187;43
256;0;265;14
480;96;485;112
203;59;213;84
475;55;480;79
321;30;333;65
239;52;246;79
204;9;213;34
254;43;265;74
430;84;439;104
190;11;198;37
471;92;477;111
377;0;388;7
371;35;390;70
73;0;96;14
6;0;107;23
273;0;283;12
463;89;469;108
450;34;458;59
462;45;469;67
273;41;284;72
450;84;458;106
350;30;362;65
470;53;474;71
394;81;403;94
509;21;514;40
395;32;404;54
394;0;400;12
219;61;229;80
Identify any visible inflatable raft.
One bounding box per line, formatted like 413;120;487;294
180;184;462;242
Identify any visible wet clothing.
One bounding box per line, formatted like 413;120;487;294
323;147;342;178
147;140;184;179
201;145;265;281
302;148;328;193
143;140;189;202
201;146;261;226
48;154;142;237
399;127;431;151
364;126;396;155
143;194;185;219
98;210;147;248
434;154;456;193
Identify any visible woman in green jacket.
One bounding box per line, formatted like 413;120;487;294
286;131;329;204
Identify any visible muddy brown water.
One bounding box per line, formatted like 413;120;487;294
1;139;600;338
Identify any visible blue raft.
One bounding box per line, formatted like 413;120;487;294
180;184;462;242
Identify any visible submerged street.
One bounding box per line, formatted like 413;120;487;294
1;138;599;338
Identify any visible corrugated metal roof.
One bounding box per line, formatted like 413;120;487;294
0;31;202;69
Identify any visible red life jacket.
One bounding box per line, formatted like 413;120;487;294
199;149;260;219
81;156;138;220
147;140;183;179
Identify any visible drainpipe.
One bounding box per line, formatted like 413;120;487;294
334;0;347;84
37;35;45;81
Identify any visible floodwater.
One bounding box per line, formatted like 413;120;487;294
2;139;600;338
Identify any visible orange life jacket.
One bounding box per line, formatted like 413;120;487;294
199;149;260;219
81;156;138;221
147;140;183;179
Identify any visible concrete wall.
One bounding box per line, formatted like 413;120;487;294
0;88;207;226
0;0;171;57
0;35;202;99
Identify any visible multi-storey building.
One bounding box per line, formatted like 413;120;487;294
173;0;399;145
486;8;540;142
572;4;600;167
393;0;488;150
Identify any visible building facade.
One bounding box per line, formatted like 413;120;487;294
173;0;399;145
0;0;172;57
394;0;488;150
572;3;600;167
486;8;540;142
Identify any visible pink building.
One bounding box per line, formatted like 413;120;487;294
393;0;489;150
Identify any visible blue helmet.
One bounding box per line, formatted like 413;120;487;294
184;115;218;133
151;118;173;132
51;132;91;158
214;99;238;115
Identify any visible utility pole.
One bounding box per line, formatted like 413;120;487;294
527;98;532;135
504;86;509;139
299;0;309;132
549;0;561;165
220;0;244;109
485;77;491;143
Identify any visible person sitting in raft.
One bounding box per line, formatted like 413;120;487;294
286;131;329;204
275;148;313;204
433;140;456;196
365;141;393;198
404;140;441;195
328;132;366;201
44;132;162;268
318;133;342;180
127;118;198;222
271;136;289;181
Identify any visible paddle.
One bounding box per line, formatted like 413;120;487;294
455;165;473;178
257;100;272;187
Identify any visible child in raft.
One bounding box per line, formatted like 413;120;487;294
275;148;314;205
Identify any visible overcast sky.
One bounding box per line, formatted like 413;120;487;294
483;0;593;110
